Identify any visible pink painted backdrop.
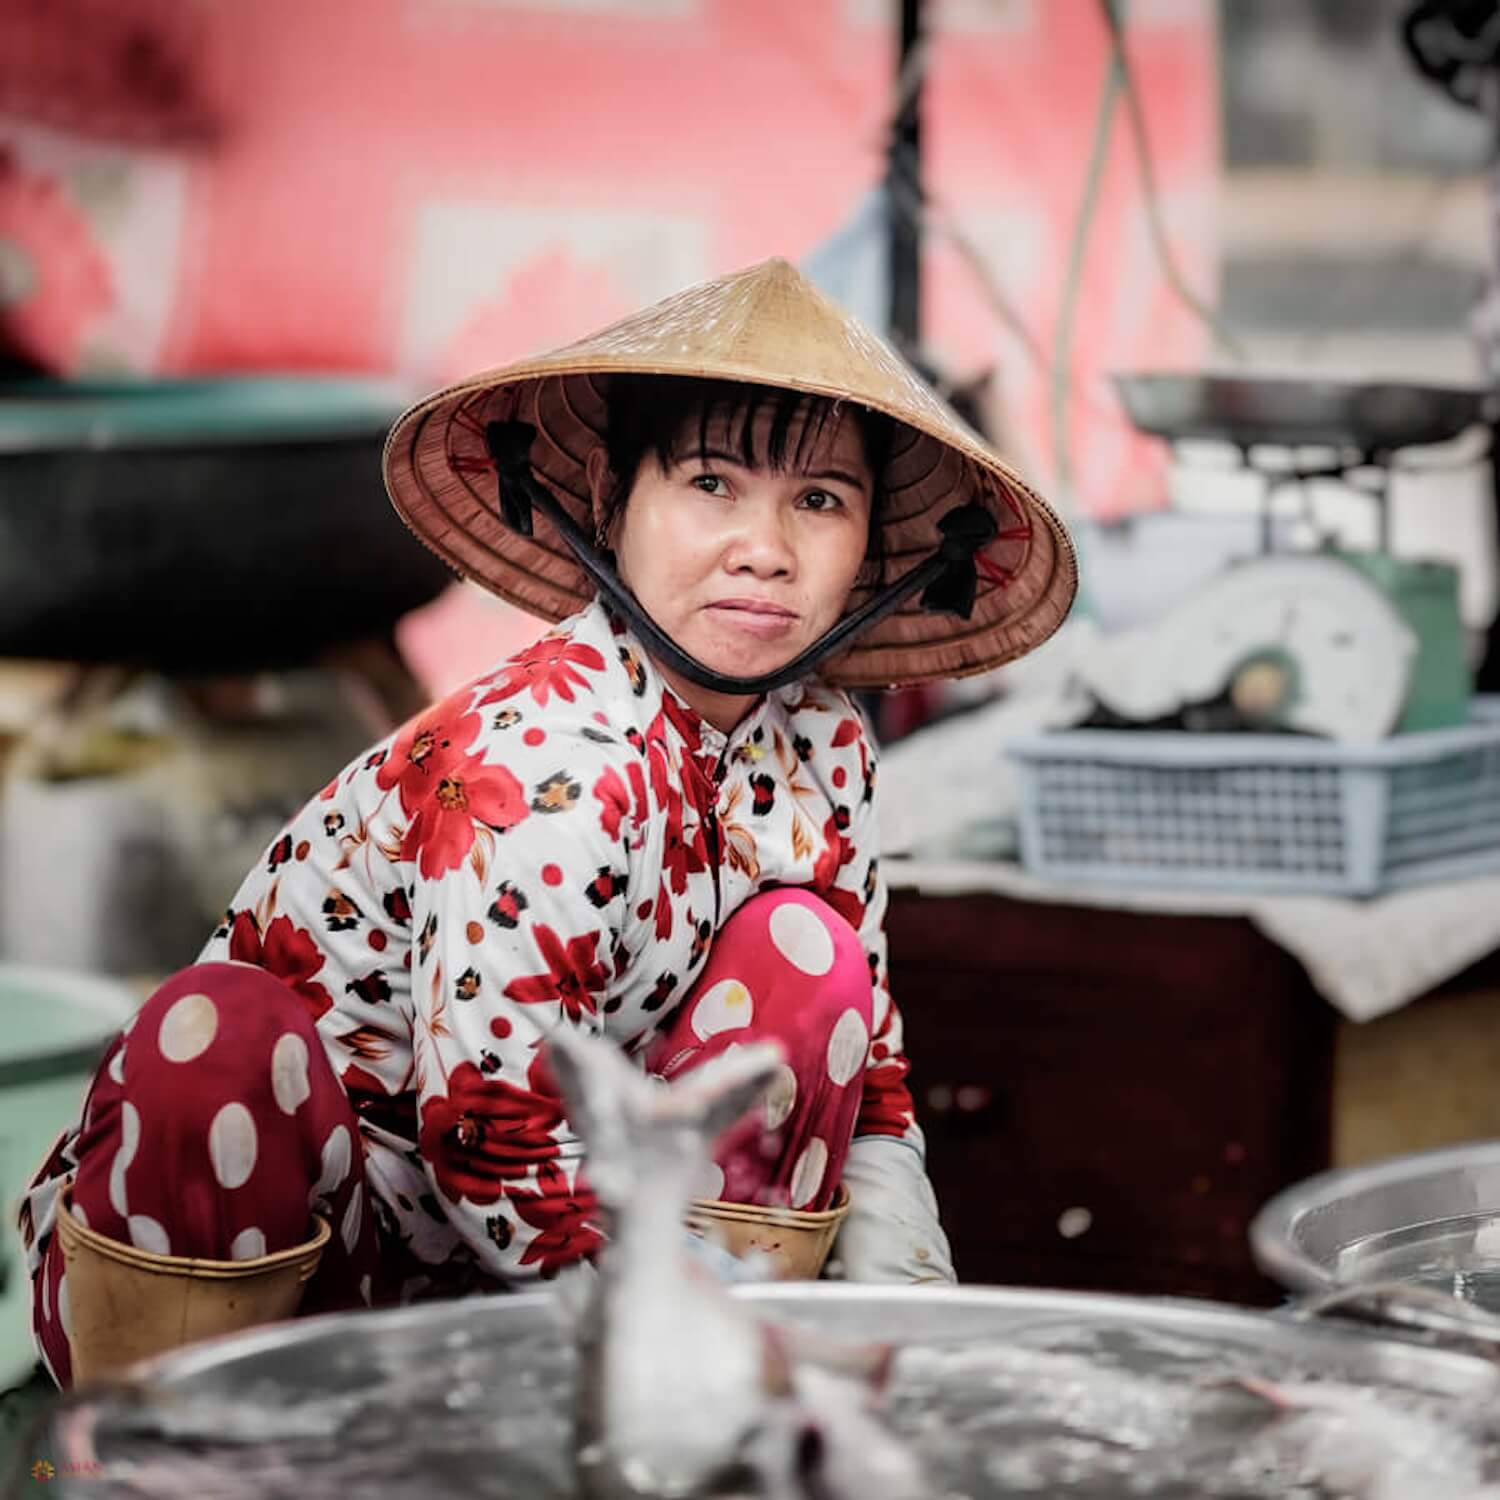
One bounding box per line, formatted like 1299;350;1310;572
0;0;1219;687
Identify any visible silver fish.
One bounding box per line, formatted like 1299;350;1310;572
1226;1374;1500;1500
546;1027;924;1500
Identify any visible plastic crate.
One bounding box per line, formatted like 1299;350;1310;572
1007;699;1500;898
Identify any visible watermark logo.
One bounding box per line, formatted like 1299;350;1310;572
28;1458;104;1482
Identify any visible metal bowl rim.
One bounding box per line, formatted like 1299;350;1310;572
1251;1137;1500;1291
109;1279;1500;1387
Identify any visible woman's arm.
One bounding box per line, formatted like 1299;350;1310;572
825;727;956;1283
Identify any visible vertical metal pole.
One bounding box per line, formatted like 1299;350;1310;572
887;0;924;354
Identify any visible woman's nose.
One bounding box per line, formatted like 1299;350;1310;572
728;500;795;576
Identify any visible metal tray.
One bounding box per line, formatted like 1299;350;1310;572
1114;372;1491;452
24;1283;1500;1498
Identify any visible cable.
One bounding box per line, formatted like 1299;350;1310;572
1050;36;1124;499
1097;0;1247;361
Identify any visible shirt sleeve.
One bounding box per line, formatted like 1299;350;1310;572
824;723;956;1283
408;737;636;1283
823;733;920;1146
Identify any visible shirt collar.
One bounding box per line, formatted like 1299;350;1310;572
582;597;782;757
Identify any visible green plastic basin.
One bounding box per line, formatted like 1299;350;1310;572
0;965;138;1386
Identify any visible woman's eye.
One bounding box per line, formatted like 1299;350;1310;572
691;474;725;495
800;489;842;512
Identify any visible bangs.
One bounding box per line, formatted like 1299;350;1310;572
598;373;894;580
603;375;890;487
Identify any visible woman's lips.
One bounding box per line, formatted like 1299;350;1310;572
707;600;799;636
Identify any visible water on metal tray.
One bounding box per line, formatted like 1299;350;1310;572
1333;1212;1500;1310
36;1305;1500;1499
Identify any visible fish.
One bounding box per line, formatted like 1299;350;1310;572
545;1026;924;1500
1225;1373;1500;1500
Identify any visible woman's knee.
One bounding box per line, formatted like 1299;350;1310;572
719;887;873;1023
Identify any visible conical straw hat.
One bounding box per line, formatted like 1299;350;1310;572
384;258;1076;687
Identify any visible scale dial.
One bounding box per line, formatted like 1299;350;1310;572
1078;555;1417;743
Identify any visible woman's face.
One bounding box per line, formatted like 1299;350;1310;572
589;403;874;731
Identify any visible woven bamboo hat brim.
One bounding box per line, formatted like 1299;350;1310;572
384;258;1076;688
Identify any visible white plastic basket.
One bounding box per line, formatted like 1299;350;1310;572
1007;699;1500;897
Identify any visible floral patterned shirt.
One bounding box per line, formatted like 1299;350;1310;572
200;598;920;1295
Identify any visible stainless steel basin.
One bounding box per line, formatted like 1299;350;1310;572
25;1282;1500;1497
1251;1138;1500;1302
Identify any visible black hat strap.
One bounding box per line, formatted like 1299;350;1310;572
485;419;998;695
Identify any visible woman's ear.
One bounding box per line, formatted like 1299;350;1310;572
585;446;611;517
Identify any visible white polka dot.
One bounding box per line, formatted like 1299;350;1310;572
790;1138;829;1209
826;1009;869;1087
691;979;755;1041
109;1102;140;1218
769;902;835;976
57;1275;71;1338
128;1214;170;1255
157;992;219;1063
359;1274;373;1307
763;1064;798;1131
230;1226;267;1262
70;1200;88;1230
40;1264;50;1322
341;1183;363;1255
271;1033;312;1115
310;1125;351;1207
208;1104;258;1190
107;1045;127;1086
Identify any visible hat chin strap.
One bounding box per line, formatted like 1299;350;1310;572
486;420;997;696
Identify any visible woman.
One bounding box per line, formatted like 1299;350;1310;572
20;259;1075;1386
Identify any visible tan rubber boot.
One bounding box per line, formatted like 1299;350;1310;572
53;1181;331;1382
685;1183;849;1281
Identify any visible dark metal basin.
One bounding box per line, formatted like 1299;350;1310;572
1114;372;1491;452
0;379;454;670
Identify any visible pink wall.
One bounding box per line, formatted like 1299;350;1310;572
1;0;1219;689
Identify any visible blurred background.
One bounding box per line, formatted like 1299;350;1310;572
6;0;1500;1375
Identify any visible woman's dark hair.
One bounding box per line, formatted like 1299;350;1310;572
597;375;893;587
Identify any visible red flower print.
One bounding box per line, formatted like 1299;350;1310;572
228;911;333;1020
504;924;610;1022
831;717;861;748
594;766;629;839
379;707;530;879
340;1061;388;1100
376;702;475;806
510;1158;603;1278
404;757;529;879
418;1054;566;1206
479;637;606;708
341;1062;418;1137
855;1061;915;1139
813;812;855;891
821;884;865;933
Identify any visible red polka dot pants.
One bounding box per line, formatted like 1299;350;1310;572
30;961;382;1388
645;888;872;1212
27;889;871;1387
